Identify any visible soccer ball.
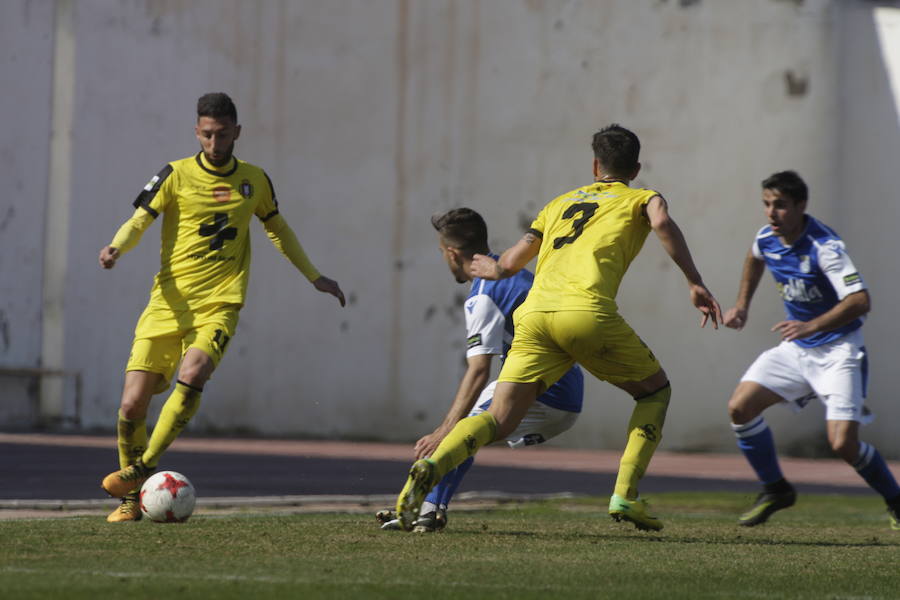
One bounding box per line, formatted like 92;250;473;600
140;471;197;523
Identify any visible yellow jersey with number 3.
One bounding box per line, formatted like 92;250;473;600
133;152;280;310
518;181;659;316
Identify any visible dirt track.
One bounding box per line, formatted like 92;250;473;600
1;432;884;520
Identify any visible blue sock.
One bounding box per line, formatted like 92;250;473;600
430;456;475;508
732;416;784;484
424;483;442;507
854;442;900;501
424;457;474;506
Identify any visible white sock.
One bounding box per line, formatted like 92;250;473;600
420;501;437;515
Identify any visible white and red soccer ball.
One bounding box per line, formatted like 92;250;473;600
140;471;197;523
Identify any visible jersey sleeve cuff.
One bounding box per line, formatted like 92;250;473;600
465;347;501;358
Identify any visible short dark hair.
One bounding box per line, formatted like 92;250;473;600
431;208;489;256
592;124;641;177
197;92;238;123
762;170;808;204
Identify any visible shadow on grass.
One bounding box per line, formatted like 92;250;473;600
445;527;898;548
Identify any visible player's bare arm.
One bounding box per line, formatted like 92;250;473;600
471;232;541;281
646;195;723;328
414;353;492;460
772;289;870;342
724;250;766;330
98;245;120;269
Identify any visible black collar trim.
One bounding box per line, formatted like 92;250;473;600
195;152;238;177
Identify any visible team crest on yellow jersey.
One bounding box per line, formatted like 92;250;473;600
240;179;253;199
137;154;280;308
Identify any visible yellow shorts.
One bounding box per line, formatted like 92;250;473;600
499;310;660;389
126;302;240;394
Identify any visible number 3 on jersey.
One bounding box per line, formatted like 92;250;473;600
553;202;599;249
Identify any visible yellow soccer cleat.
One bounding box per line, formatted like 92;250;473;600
738;488;796;527
106;492;142;522
888;504;900;531
609;494;663;531
101;460;154;498
395;459;437;532
376;509;403;531
375;508;397;525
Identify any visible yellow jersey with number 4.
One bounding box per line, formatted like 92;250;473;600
131;152;279;310
518;181;659;316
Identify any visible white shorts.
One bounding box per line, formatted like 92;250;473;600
470;381;579;448
740;329;868;422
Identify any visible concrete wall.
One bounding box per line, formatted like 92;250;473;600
835;3;900;457
2;0;898;456
0;1;55;424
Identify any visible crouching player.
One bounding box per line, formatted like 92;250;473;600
378;208;583;532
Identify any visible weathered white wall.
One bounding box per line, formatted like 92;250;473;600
2;0;897;456
833;4;900;458
0;0;55;423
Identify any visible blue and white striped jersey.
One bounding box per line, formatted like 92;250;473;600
752;215;866;348
465;261;583;413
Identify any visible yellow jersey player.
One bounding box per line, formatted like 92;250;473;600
98;93;345;522
395;124;721;532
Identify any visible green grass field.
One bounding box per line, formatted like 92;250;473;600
1;492;898;600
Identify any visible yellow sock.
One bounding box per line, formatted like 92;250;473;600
142;380;202;468
116;411;148;469
429;412;498;479
614;384;671;500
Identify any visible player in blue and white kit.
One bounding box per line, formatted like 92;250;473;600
724;171;900;529
379;208;583;532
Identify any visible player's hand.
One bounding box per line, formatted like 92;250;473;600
99;246;120;269
313;275;346;306
690;284;723;329
772;319;813;342
414;428;448;460
723;307;748;330
470;254;502;280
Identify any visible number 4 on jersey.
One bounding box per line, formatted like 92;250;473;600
553;202;599;249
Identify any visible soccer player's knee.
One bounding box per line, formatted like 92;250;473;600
494;421;514;440
829;435;857;462
177;364;210;388
728;396;755;425
119;403;144;421
119;394;150;420
493;415;521;441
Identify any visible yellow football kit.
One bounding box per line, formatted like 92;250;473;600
500;181;662;387
111;152;320;390
418;181;673;518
